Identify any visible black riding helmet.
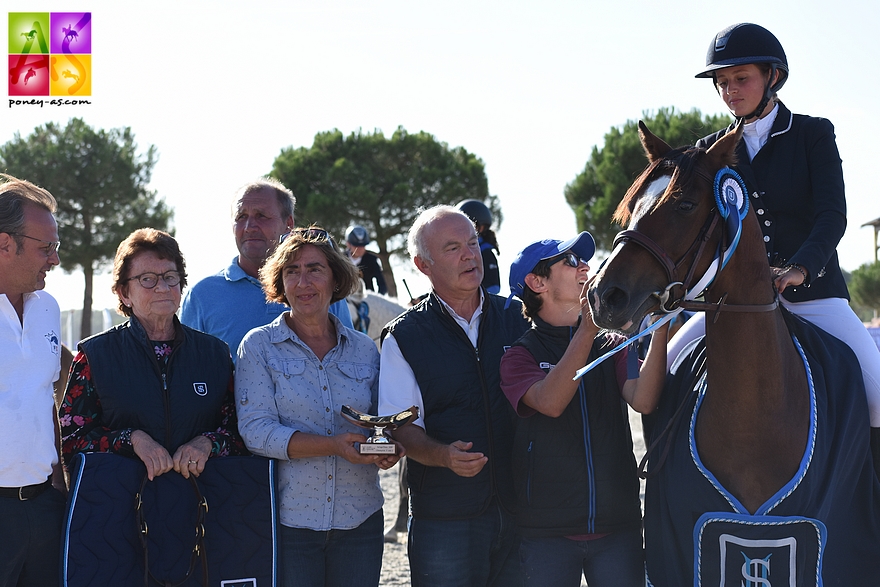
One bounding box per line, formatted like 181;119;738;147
345;225;370;247
457;199;493;229
695;23;788;121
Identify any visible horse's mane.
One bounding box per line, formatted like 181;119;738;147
612;146;708;226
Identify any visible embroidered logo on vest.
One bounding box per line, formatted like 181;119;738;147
193;382;208;396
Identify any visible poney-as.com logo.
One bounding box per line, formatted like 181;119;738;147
8;12;91;97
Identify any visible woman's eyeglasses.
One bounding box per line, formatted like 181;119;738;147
127;270;182;289
547;252;585;269
9;233;61;256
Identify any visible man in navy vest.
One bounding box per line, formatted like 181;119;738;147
379;205;529;587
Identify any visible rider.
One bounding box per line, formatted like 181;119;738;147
667;23;880;468
457;199;501;294
345;224;388;295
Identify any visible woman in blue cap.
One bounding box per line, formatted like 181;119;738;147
668;23;880;467
500;232;668;587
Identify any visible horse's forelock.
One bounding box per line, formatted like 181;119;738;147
613;159;664;225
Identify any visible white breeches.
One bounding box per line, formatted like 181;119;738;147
666;297;880;427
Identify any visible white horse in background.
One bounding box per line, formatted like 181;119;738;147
346;280;411;540
346;280;407;348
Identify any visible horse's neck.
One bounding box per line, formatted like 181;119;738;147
695;217;810;512
702;216;796;394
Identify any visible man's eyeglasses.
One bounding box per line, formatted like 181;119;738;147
547;252;585;269
127;270;182;289
9;233;61;256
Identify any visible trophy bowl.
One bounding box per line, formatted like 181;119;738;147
340;405;419;455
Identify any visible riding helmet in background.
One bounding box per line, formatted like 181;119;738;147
457;199;493;229
345;225;370;247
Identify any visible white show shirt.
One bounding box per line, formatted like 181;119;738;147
743;103;779;161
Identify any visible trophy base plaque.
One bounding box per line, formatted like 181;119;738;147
356;442;398;455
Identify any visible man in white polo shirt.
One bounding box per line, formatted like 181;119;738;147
0;174;65;587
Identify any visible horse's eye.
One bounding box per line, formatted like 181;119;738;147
677;200;696;212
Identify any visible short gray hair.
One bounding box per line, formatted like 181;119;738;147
0;174;57;251
232;177;295;220
407;205;470;264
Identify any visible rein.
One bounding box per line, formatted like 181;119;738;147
617;217;778;322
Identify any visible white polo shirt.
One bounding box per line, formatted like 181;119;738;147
0;290;61;486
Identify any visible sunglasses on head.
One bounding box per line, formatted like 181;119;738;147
547;252;585;269
280;227;337;250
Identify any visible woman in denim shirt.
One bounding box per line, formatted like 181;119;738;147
235;227;404;587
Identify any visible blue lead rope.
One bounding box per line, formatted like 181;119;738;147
573;310;681;381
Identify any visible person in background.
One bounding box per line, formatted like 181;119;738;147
379;205;529;587
236;227;402;587
60;228;246;480
500;233;668;587
457;199;501;294
181;178;352;360
345;225;388;295
0;174;65;587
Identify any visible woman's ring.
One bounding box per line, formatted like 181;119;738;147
188;459;197;465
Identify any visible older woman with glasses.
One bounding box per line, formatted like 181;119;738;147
235;226;403;587
59;228;246;479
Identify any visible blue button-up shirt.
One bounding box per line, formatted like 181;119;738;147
235;313;383;531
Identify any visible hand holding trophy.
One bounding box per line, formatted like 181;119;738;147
340;405;419;455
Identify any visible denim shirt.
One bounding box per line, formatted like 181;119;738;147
235;312;383;531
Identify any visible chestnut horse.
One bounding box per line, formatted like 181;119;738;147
589;122;880;586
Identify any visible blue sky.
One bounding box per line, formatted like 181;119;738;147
4;0;878;311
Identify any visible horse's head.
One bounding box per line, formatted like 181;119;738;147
588;120;743;332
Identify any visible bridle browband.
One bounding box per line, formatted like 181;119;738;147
613;148;778;321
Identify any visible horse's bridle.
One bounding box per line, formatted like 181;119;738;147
612;152;778;320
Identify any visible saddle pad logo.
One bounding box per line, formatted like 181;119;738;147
193;382;208;396
220;580;257;587
695;514;825;587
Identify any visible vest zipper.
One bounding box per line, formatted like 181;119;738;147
527;441;533;505
162;371;172;449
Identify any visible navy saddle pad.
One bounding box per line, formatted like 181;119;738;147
63;453;276;587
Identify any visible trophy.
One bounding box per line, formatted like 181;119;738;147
340;405;419;455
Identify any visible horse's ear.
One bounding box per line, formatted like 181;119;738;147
705;119;744;169
638;121;674;163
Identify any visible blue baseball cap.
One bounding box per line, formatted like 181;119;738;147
506;232;596;308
